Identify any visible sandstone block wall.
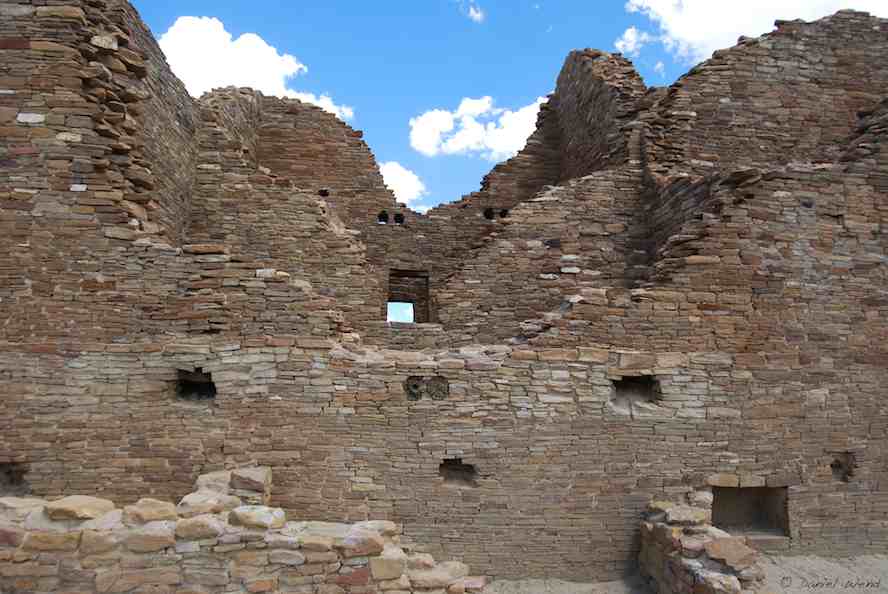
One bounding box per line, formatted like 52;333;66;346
1;0;887;583
0;467;488;594
639;497;765;594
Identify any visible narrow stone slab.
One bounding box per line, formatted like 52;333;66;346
229;505;285;529
123;498;177;524
45;495;116;520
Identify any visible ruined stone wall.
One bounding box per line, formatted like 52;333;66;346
553;49;648;181
3;336;886;580
2;1;888;584
0;467;488;594
435;167;644;344
0;0;199;340
644;10;888;179
639;498;765;594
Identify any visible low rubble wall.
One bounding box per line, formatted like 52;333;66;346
639;494;766;594
0;467;486;594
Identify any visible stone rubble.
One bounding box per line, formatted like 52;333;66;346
0;467;488;594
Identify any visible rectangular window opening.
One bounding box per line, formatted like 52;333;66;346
712;487;788;536
177;368;217;402
610;375;662;418
0;462;30;497
388;270;430;323
439;458;478;488
387;301;415;323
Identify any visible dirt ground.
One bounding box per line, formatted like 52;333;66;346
484;554;888;594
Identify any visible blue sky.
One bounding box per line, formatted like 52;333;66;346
132;0;887;213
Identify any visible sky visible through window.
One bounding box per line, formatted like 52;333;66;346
387;302;415;323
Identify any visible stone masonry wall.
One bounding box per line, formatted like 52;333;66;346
643;10;888;179
1;0;887;584
0;467;488;594
639;497;765;594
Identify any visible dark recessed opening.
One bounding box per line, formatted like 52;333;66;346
0;463;30;497
483;208;495;220
544;238;561;249
177;368;216;402
378;211;389;224
318;188;330;197
405;376;424;401
405;376;449;401
499;209;509;218
610;375;661;418
394;213;405;225
712;487;788;536
439;458;477;487
830;452;857;482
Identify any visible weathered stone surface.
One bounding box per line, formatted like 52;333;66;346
2;0;888;584
175;514;226;540
370;544;407;580
229;506;286;530
123;499;177;524
22;530;81;551
35;6;85;20
80;530;121;555
194;470;231;494
665;505;710;526
177;490;241;518
125;521;175;552
268;549;306;566
409;561;469;589
340;527;384;557
45;496;116;521
231;466;272;492
704;538;758;571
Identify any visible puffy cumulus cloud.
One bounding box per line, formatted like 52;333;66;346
409;96;546;162
625;0;888;64
614;26;652;57
158;16;353;120
468;4;485;23
380;161;428;204
454;0;485;23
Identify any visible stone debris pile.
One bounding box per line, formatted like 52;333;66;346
0;467;488;594
639;497;766;594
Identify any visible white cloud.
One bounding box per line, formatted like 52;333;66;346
380;162;428;204
625;0;888;64
158;16;353;120
614;26;653;57
468;4;485;23
455;1;485;23
409;96;546;162
654;60;665;76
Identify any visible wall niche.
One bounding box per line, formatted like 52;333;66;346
405;376;449;401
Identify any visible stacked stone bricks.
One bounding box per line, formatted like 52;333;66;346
1;0;886;584
0;467;487;593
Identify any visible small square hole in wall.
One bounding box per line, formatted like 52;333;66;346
177;368;217;402
439;458;478;488
830;452;857;482
610;375;661;418
387;302;415;323
712;487;788;536
0;463;30;496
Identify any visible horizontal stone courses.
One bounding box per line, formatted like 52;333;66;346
2;0;888;583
